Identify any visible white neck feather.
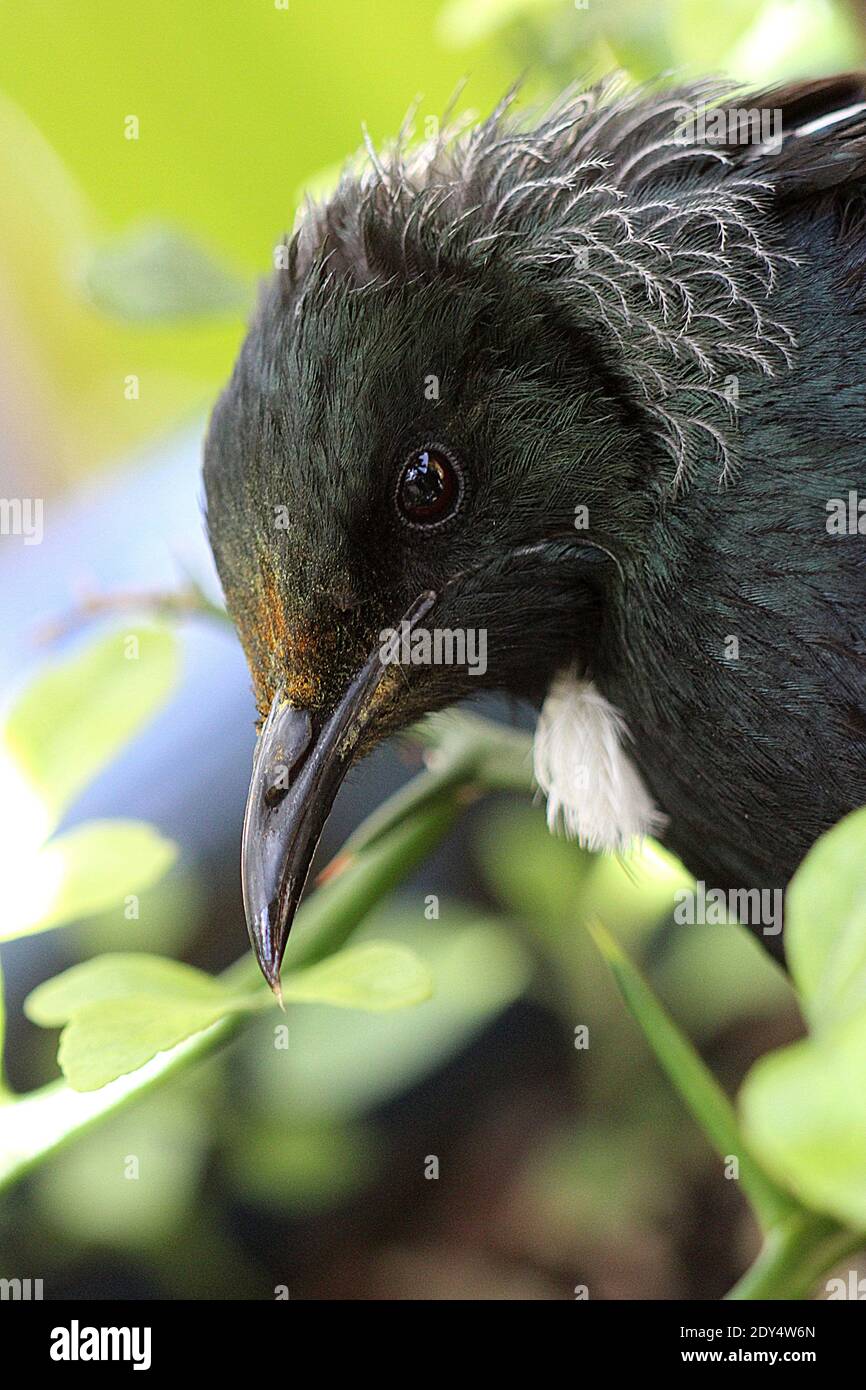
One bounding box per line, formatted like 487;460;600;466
533;670;665;852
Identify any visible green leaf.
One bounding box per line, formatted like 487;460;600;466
786;807;866;1032
25;953;261;1091
0;820;177;942
281;941;434;1012
82;222;250;322
741;1009;866;1229
56;997;246;1092
25;941;433;1091
4;626;178;831
25;953;238;1026
586;918;795;1231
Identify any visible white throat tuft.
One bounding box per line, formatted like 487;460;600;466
533;670;665;852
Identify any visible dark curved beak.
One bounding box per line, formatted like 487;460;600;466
241;590;436;995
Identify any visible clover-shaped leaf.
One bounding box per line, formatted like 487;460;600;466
25;954;259;1091
26;942;434;1091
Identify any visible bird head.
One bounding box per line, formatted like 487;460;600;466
204;80;795;990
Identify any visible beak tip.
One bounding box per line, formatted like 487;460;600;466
257;946;286;1007
258;948;284;999
249;908;288;1001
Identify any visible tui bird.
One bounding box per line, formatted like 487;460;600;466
204;73;866;991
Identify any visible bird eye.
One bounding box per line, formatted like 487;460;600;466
396;447;462;528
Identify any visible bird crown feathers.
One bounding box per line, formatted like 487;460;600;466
279;75;798;492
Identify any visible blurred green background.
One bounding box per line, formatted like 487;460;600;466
0;0;863;1300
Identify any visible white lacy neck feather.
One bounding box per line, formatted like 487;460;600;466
533;669;665;851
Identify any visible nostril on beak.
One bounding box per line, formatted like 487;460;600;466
259;705;314;802
248;698;314;830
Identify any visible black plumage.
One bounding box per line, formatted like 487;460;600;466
204;73;866;986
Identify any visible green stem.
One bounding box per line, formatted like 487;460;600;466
35;579;232;645
340;738;482;859
727;1214;866;1300
586;918;796;1233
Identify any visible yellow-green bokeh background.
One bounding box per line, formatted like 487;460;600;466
0;0;859;482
